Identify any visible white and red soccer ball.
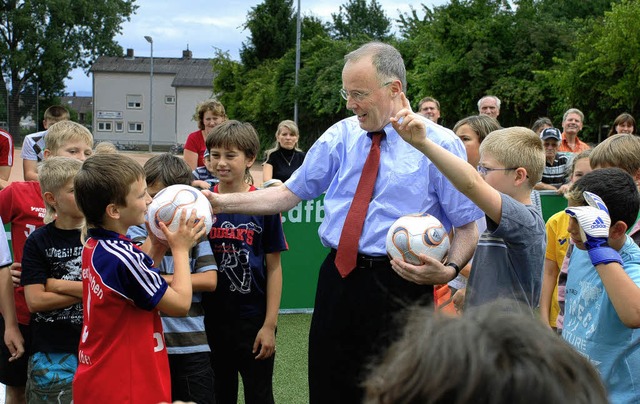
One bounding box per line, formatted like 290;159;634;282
386;213;450;265
146;184;214;241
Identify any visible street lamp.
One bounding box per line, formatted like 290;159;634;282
144;35;153;152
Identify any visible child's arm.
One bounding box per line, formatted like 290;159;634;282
567;192;640;328
23;159;39;182
596;263;640;328
539;258;560;328
0;266;24;362
24;283;81;312
45;278;83;299
155;209;206;316
262;163;274;182
253;251;282;360
391;93;504;224
162;271;217;292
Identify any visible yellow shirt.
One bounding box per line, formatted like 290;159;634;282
544;211;571;327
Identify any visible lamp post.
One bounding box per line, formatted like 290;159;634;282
144;35;153;152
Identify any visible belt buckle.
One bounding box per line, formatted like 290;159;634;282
357;255;374;269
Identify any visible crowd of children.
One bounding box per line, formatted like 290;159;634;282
1;83;640;404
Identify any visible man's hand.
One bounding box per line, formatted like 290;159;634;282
390;254;456;285
201;189;224;214
565;191;622;266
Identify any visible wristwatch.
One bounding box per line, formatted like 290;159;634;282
445;262;461;277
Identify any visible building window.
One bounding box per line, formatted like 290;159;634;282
126;94;142;109
128;122;143;133
115;121;124;132
97;121;113;131
165;95;175;104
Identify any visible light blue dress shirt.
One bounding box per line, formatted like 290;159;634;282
285;116;483;256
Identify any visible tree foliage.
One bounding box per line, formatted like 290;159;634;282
541;0;640;141
240;0;297;69
331;0;391;41
215;0;630;151
0;0;137;136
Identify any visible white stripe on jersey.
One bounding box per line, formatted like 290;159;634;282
100;239;163;297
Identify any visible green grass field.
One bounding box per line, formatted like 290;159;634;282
238;313;312;403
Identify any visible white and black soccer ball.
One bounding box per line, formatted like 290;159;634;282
386;213;450;265
146;184;214;241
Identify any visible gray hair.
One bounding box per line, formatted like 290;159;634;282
477;95;501;110
563;108;584;123
345;42;407;92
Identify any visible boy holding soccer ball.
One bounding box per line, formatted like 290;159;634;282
128;153;217;404
391;93;546;309
72;154;206;403
561;168;640;403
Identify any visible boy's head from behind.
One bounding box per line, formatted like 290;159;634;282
75;154;146;228
43;105;70;128
44;121;93;160
479;127;545;189
206;120;260;185
589;133;640;183
144;153;192;196
39;157;83;224
566;168;639;230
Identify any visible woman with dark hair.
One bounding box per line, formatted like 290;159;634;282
608;112;636;137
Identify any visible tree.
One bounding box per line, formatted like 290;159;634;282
240;0;297;69
0;0;136;137
398;0;589;128
541;0;640;142
331;0;391;41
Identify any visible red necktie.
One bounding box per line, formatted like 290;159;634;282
335;132;383;277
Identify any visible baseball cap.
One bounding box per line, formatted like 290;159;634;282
540;127;561;141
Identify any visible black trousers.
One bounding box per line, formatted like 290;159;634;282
308;251;434;404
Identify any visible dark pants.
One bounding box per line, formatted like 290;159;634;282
209;315;275;404
308;251;434;404
168;352;215;404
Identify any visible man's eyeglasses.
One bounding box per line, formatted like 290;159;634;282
340;81;392;102
476;165;518;176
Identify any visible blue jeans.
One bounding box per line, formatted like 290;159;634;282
168;351;216;404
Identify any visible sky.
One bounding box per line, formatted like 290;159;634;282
64;0;445;95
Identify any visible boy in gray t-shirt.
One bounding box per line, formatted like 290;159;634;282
391;105;546;310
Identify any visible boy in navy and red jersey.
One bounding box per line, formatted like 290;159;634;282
72;154;206;404
202;120;287;403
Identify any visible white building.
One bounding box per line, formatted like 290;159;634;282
90;48;215;148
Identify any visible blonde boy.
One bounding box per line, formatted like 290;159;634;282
22;105;71;181
391;94;546;309
20;157;85;403
0;122;92;404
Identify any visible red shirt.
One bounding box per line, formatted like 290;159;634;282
73;228;170;404
184;129;206;167
0;181;44;324
0;129;13;166
558;133;591;153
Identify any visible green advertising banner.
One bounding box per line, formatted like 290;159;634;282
277;192;568;311
279;196;327;311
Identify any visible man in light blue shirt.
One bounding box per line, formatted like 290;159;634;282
204;41;482;403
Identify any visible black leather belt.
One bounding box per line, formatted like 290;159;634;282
330;248;390;269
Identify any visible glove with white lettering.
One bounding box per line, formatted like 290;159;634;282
565;191;622;266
